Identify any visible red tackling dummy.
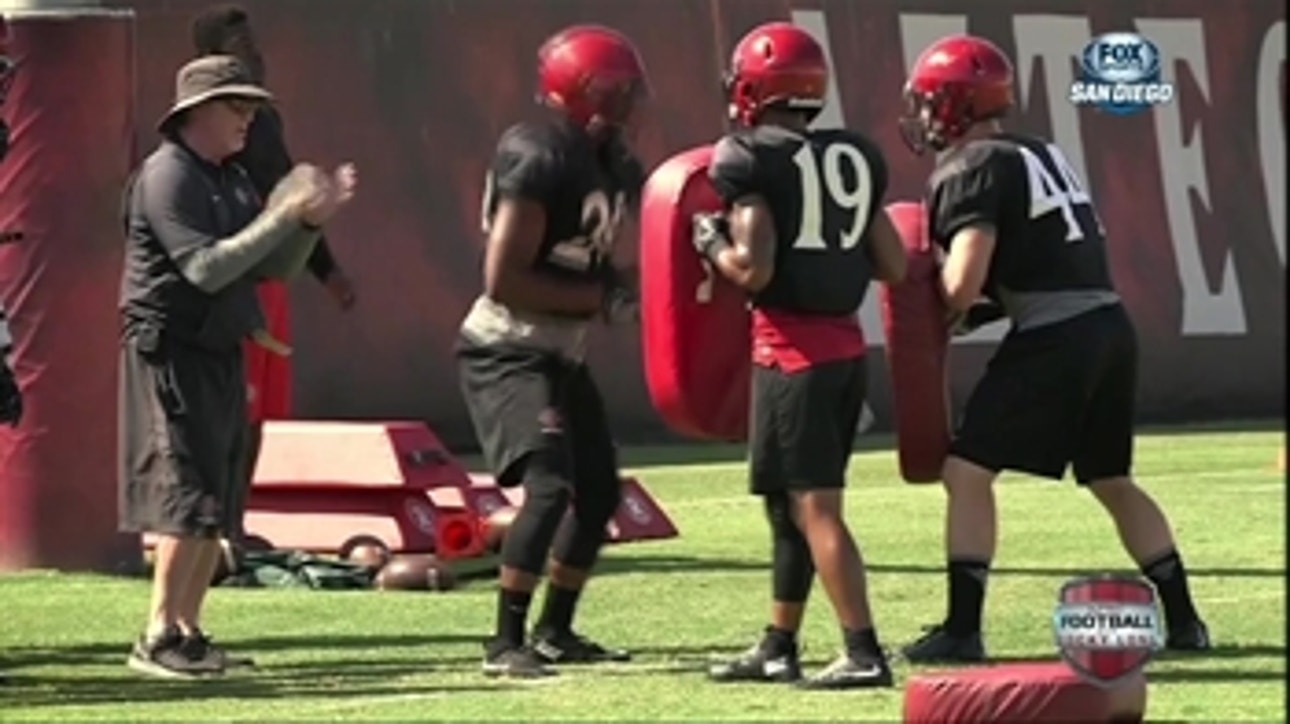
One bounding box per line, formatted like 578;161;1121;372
639;145;750;441
880;201;951;483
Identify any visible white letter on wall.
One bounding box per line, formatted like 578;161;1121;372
1012;16;1095;192
1257;21;1285;267
793;10;846;130
1136;19;1246;335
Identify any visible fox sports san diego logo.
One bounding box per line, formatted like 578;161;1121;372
1069;32;1174;115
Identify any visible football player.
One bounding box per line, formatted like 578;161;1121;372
896;34;1210;662
695;22;908;689
456;24;647;678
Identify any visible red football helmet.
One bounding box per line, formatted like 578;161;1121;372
725;22;828;127
899;34;1015;155
537;24;649;134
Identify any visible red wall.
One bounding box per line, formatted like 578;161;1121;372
116;0;1285;444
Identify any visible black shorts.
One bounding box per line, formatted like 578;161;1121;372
951;303;1137;484
118;337;248;538
457;342;618;494
750;356;867;495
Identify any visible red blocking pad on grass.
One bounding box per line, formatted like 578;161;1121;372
903;662;1147;723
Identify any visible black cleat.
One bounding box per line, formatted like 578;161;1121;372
531;628;631;664
1165;619;1212;652
127;626;223;679
902;624;986;663
184;629;255;670
797;652;894;690
708;633;802;684
482;641;555;678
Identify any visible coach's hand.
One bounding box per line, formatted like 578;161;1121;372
301;163;358;227
0;364;21;427
271;163;326;216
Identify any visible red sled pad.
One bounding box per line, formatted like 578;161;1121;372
468;474;679;544
251;421;472;490
639;145;750;441
879;201;952;483
143;486;447;554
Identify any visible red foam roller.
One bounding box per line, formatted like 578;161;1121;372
904;661;1147;723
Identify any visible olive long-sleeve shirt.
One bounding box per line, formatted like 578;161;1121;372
235;105;340;282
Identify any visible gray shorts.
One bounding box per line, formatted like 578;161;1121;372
118;336;247;538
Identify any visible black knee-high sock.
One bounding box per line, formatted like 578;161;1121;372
1140;549;1200;628
945;558;991;636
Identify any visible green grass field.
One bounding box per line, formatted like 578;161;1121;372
0;426;1284;721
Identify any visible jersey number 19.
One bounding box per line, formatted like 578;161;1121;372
790;142;873;251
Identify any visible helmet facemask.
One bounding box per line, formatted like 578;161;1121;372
899;84;973;156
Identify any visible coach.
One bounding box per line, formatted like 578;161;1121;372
190;5;359;538
118;55;356;678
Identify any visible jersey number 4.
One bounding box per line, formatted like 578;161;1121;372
791;143;873;251
1019;144;1106;242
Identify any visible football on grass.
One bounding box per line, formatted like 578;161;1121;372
375;554;456;592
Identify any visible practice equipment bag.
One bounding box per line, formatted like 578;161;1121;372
639;145;750;441
879;201;951;483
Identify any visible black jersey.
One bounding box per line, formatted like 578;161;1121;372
708;125;888;316
928;132;1119;327
480;117;640;290
462;118;642;356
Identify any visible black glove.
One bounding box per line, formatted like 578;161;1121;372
951;299;1007;336
691;212;731;262
0;364;22;427
600;264;639;324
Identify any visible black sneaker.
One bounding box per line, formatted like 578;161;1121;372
482;640;555;678
531;628;631;664
126;627;223;679
1166;619;1212;651
185;629;255;669
708;632;802;683
901;624;986;663
797;652;894;690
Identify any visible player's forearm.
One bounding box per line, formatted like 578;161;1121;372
177;209;305;293
713;246;771;292
940;273;981;313
867;215;909;284
487;269;603;317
